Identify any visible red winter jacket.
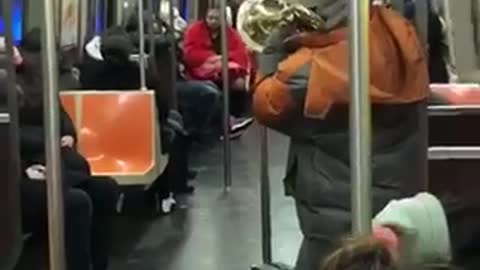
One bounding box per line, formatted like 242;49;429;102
183;21;250;81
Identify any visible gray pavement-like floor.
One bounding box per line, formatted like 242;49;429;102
111;126;302;270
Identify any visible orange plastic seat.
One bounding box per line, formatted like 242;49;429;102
78;92;155;176
431;84;480;105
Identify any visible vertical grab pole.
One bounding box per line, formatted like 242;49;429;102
41;0;67;268
349;0;372;236
115;0;124;25
220;0;232;192
77;0;85;59
146;0;155;61
169;0;178;108
138;0;148;91
260;127;272;264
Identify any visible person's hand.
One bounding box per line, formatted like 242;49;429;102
61;135;75;148
372;226;400;262
207;55;222;63
26;165;46;181
232;77;247;91
228;61;241;70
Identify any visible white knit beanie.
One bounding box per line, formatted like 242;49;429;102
373;193;452;265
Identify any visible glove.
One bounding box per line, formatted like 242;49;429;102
166;110;187;136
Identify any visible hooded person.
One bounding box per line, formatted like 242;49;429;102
80;27;144;90
19;28;80;89
250;1;430;269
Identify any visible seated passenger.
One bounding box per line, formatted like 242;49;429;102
125;11;252;139
16;50;119;270
81;24;195;208
20;28;81;89
183;5;252;118
322;193;480;270
80;27;143;90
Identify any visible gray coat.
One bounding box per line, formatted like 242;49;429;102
257;4;429;268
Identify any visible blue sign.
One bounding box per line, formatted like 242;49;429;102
0;0;24;44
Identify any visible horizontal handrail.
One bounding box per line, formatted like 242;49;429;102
428;105;480;116
429;146;480;160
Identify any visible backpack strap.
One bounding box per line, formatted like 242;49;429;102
389;0;428;47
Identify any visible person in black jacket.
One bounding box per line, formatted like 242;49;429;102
17;45;119;270
80;27;145;90
427;1;449;83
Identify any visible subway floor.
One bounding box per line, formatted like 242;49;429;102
111;126;302;270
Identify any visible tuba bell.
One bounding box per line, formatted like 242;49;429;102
237;0;327;52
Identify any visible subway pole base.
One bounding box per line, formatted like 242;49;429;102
251;263;293;270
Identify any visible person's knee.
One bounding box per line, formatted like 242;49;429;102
65;189;93;221
202;85;221;103
84;178;119;214
231;77;246;92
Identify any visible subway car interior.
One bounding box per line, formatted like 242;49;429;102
3;0;480;270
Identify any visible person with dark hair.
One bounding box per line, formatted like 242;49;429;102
183;5;253;137
80;27;142;90
16;48;119;270
20;28;80;89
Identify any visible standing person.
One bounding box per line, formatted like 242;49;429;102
183;5;253;126
251;1;430;270
426;0;450;83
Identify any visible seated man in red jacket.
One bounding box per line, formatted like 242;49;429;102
183;5;252;120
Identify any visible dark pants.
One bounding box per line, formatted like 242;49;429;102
213;80;250;117
443;198;480;268
148;133;191;199
177;80;221;137
21;177;118;270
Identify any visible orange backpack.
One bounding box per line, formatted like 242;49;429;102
253;6;429;127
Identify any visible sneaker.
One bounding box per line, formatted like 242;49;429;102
219;117;253;140
231;117;254;133
220;129;244;141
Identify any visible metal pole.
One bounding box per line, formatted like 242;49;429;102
77;0;85;59
220;0;232;191
94;0;101;33
115;0;124;25
41;0;67;268
260;127;272;264
138;0;148;90
147;0;156;60
168;0;178;108
349;0;372;236
57;0;64;43
104;0;109;30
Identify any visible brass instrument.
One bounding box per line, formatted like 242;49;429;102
237;0;327;52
